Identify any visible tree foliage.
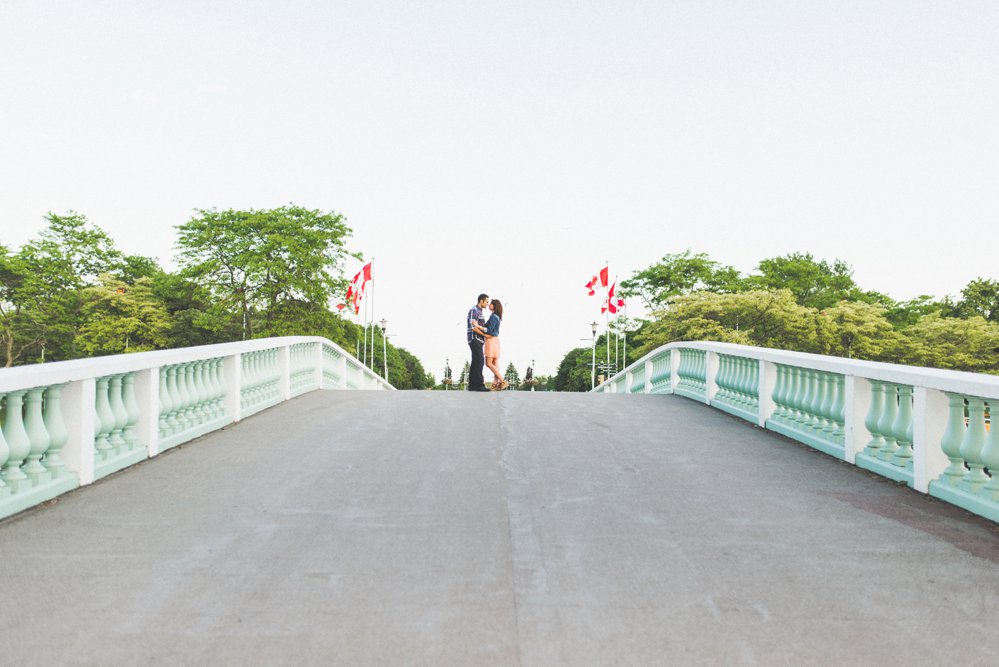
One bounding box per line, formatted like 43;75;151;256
1;209;431;388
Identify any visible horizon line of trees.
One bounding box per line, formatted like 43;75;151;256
0;209;432;389
553;250;999;392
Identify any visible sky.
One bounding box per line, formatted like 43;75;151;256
2;1;998;377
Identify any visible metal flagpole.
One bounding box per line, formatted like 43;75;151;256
362;276;369;367
622;301;627;369
369;260;376;369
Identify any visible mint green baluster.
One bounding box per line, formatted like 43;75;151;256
186;363;200;424
809;372;827;433
165;366;181;431
799;370;816;430
94;378;114;456
698;350;707;391
22;387;50;480
831;376;846;441
816;373;835;436
980;401;999;498
177;364;194;428
785;367;801;424
877;384;899;460
735;357;747;405
216;358;228;417
796;368;813;427
745;358;757;406
864;382;886;455
960;398;989;490
0;395;8;492
122;374;140;448
2;391;31;486
195;361;210;422
159;368;173;436
108;375;127;450
206;358;219;417
42;385;69;478
939;394;968;484
891;386;914;466
772;366;787;422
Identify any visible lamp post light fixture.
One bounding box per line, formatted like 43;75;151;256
590;321;599;390
379;318;388;380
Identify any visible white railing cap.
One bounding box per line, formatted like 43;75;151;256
597;340;999;399
0;336;394;392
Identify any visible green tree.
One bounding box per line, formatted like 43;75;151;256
816;301;905;361
74;275;172;355
902;314;999;373
748;253;856;309
956;278;999;322
552;347;596;392
504;362;521;387
640;290;820;355
619;250;744;310
0;213;125;365
176;205;355;339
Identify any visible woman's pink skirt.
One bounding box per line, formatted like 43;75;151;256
485;336;500;358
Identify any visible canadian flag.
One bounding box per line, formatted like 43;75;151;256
585;266;609;296
602;282;625;315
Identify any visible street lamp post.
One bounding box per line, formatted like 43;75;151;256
590;321;598;390
379;318;388;380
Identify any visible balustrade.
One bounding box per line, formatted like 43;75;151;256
711;354;759;422
0;337;389;520
0;383;80;515
648;352;672;394
674;349;707;400
855;382;915;485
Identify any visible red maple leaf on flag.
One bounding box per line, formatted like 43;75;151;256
585;266;609;296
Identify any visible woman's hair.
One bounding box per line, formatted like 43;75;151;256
491;299;503;319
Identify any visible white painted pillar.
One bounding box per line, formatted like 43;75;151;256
625;371;633;393
61;378;96;486
914;388;952;493
135;368;160;457
844;376;872;464
339;355;348;390
225;353;242;422
705;351;720;405
758;360;777;427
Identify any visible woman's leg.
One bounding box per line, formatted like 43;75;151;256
485;356;502;383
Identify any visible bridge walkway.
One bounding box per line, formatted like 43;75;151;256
1;391;996;665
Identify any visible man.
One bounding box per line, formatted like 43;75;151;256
466;293;490;392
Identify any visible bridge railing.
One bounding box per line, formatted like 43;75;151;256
0;336;392;520
594;341;999;524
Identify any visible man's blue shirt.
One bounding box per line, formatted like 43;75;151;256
467;305;485;344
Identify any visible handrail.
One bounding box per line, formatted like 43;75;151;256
0;336;392;520
593;341;999;524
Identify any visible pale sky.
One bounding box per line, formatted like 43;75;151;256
2;1;997;377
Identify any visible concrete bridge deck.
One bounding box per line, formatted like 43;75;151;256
1;391;997;665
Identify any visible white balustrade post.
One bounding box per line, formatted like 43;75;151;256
339;355;348;390
225;353;242;422
625;371;634;393
61;378;96;486
278;346;291;401
758;359;777;427
705;350;719;405
135;368;160;457
843;376;872;464
645;359;653;394
670;349;680;392
914;387;952;494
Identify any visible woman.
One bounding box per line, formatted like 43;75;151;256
482;299;506;390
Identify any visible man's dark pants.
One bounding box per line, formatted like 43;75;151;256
468;339;485;390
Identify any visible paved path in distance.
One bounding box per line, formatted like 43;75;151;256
1;390;997;665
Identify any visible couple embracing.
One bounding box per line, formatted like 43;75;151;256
466;293;506;392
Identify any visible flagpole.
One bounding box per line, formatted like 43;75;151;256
362;274;369;367
369;259;375;370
